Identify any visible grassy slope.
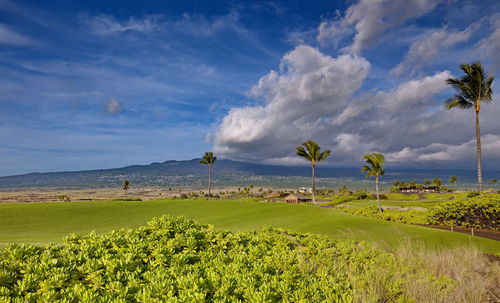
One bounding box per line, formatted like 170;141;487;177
0;199;498;254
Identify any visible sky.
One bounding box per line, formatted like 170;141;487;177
0;0;499;176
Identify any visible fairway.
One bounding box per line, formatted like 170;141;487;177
0;199;498;254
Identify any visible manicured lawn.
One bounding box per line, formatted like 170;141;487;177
0;199;498;254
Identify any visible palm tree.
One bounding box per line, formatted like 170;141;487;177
199;152;217;199
433;178;442;189
362;152;385;212
449;176;457;185
445;62;495;192
296;141;331;203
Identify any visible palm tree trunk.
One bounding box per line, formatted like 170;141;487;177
376;176;382;212
208;165;211;200
475;110;483;192
312;165;316;204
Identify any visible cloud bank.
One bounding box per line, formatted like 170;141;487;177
214;45;500;167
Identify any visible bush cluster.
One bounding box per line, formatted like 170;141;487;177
426;196;499;230
0;216;449;302
337;206;427;225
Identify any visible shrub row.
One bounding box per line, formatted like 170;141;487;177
337;206;428;225
426;196;499;230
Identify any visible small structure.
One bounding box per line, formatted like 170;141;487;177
284;194;312;203
298;187;312;194
399;186;440;193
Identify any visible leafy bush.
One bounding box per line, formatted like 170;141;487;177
467;192;480;198
426;196;500;230
0;216;450;302
337;206;427;225
354;190;371;200
320;195;358;206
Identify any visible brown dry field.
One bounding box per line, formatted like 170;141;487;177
0;187;287;203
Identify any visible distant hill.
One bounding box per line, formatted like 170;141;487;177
0;159;497;189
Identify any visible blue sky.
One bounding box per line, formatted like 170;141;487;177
1;0;499;176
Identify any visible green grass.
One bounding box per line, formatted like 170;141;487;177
0;198;498;254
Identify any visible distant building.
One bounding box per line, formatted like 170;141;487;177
298;187;312;193
284;194;312;203
399;186;440;193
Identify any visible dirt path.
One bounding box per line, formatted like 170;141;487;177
418;224;500;241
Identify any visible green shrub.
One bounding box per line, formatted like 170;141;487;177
338;206;427;225
0;216;453;302
426;196;499;230
111;197;142;201
354;190;369;199
467;192;480;198
320;195;358;206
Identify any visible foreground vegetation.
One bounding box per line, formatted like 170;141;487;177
1;216;498;302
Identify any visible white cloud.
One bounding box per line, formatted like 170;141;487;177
0;23;34;45
214;45;500;167
215;44;371;162
392;26;475;76
80;13;162;36
104;98;123;114
317;0;441;53
476;13;500;72
387;134;500;162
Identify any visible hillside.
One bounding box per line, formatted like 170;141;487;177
0;159;497;189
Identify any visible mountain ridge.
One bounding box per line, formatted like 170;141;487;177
0;159;497;189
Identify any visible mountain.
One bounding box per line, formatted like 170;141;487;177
0;159;497;189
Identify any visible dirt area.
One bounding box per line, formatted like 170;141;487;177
0;187;203;203
421;224;500;242
0;187;291;203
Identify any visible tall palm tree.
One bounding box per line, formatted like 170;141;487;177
362;152;385;212
199;152;217;199
296;141;331;203
445;62;495;192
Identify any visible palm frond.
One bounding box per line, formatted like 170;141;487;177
296;140;331;164
446;62;495;111
199;152;216;165
362;152;385;178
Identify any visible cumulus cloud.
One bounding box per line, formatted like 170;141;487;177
214;45;500;167
104;98;123;114
387;134;500;162
391;26;475;76
0;23;34;45
215;45;370;162
317;0;441;53
80;13;162;36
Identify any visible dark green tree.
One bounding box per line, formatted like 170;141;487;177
445;62;494;192
122;180;130;191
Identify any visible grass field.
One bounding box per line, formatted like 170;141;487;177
0;198;498;254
